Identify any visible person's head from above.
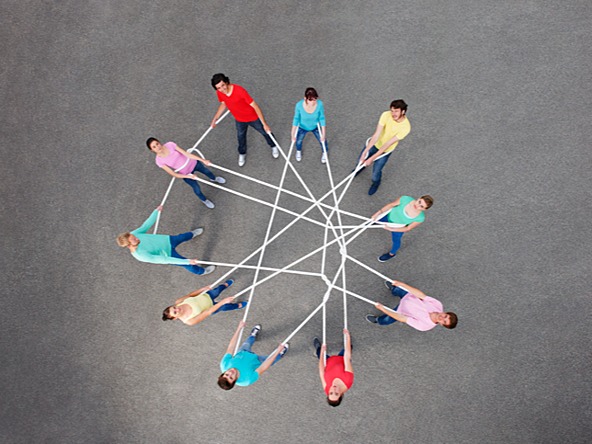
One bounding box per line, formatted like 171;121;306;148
414;195;434;211
146;137;163;153
116;233;139;249
211;73;231;94
326;382;345;407
304;87;319;104
434;312;458;329
162;305;180;321
218;368;238;390
389;99;408;120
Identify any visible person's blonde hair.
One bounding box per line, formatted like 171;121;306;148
116;232;132;247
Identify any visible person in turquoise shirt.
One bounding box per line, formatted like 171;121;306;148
291;87;328;163
116;206;215;275
218;321;288;390
371;195;434;262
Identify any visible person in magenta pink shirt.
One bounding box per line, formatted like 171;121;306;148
209;73;278;167
147;137;226;209
366;279;458;330
313;329;354;407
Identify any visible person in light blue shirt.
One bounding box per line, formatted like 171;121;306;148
291;87;329;163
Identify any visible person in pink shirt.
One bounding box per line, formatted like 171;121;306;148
313;329;354;407
147;137;225;209
209;73;278;167
366;279;458;330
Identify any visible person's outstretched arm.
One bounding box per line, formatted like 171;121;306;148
375;303;408;323
343;329;353;373
175;285;211;305
225;321;246;355
318;344;327;390
210;102;227;128
256;343;285;376
132;206;162;234
250;101;271;133
185;297;236;326
390;280;427;300
371;197;401;220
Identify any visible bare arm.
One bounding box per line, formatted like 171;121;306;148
256;344;285;376
318;344;327;389
371;197;402;220
159;164;196;180
184;297;235;326
343;329;353;373
250;101;271;132
364;135;399;166
226;320;246;355
211;102;227;128
360;122;384;162
375;303;408;323
390;279;427;300
174;146;211;166
175;285;211;305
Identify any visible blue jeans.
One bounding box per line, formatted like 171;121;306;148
239;335;284;365
358;145;392;184
377;286;409;325
295;127;328;152
182;161;216;201
169;232;205;275
235;119;275;154
379;215;405;255
206;283;243;313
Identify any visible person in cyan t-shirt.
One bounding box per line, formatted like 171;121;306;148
371;195;433;262
218;321;288;390
209;73;278;168
313;329;353;407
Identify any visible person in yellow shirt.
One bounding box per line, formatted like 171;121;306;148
356;100;411;195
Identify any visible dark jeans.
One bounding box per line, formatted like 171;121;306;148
206;283;242;313
357;145;392;184
377;286;409;325
169;232;205;275
379;215;405;255
295;127;328;152
235;119;275;154
182;161;216;201
315;348;345;360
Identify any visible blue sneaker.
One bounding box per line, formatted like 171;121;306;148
378;253;395;262
368;182;380;195
225;279;234;288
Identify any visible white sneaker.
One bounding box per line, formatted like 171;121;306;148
203;199;215;209
321;152;327;164
191;228;204;238
296;151;302;162
238;154;246;167
211;176;226;184
272;146;279;158
203;265;216;275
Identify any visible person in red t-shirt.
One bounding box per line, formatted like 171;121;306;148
210;73;278;167
313;328;354;407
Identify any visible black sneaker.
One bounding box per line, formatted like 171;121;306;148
384;280;393;291
368;181;380;195
279;343;289;357
378;253;395;262
366;315;378;324
313;337;321;357
250;324;261;338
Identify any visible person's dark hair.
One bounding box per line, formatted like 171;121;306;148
327;395;343;407
304;87;319;101
211;73;230;89
390;99;408;113
445;312;458;329
218;373;236;390
162;307;174;321
146;137;159;150
420;195;434;209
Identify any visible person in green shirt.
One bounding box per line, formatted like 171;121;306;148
371;195;433;262
116;206;215;275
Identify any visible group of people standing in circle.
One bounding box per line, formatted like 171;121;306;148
115;73;457;407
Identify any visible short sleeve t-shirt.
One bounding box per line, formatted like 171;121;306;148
375;111;411;153
217;84;258;122
292;99;327;131
220;351;261;386
155;142;196;175
387;195;426;226
323;356;354;395
397;293;443;331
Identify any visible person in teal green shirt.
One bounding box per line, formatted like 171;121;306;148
371;195;434;262
291;87;328;163
116;206;215;275
218;321;288;390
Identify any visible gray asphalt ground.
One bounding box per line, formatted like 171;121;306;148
1;1;591;443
